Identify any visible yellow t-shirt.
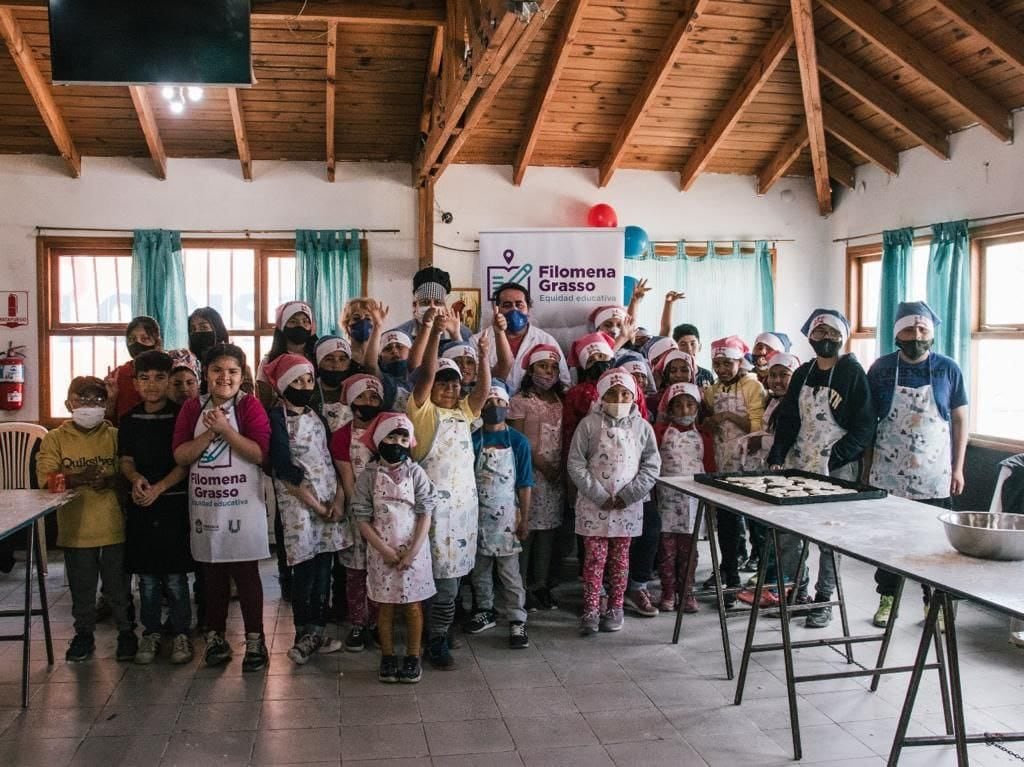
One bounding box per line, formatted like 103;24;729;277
36;421;124;549
407;394;480;463
703;373;766;432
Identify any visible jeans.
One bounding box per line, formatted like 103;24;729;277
291;552;333;637
64;544;133;635
138;573;192;635
472;553;527;623
628;500;662;590
428;577;459;639
519;529;558;592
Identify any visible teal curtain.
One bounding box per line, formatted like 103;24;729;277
926;220;971;387
877;227;914;357
131;229;187;349
295;229;362;337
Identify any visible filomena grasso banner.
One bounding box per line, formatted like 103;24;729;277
479;228;625;354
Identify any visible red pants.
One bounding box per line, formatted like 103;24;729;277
203;560;264;636
658;533;698;606
582;536;630;616
345;567;379;628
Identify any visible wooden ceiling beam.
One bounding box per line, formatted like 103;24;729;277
823;102;899;175
0;8;80;177
418;180;434;268
418;25;443;138
932;0;1024;76
756;124;808;195
326;22;337;182
514;0;589;186
819;0;1012;143
226;88;253;181
599;0;711;188
127;86;167;180
678;14;794;191
791;0;830;215
827;150;856;190
816;41;949;160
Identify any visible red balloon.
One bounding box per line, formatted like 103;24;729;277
587;203;618;228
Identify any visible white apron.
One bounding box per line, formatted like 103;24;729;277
392;386;411;414
340;425;374;569
475;432;521;557
739;397;780;471
712;384;750;472
575;414;646;538
317;384;353;433
420;411;478;579
189;395;270;563
657;425;705;534
869;357;952;499
531;418;564;531
365;464;436;604
786;368;855;480
273;408;347;567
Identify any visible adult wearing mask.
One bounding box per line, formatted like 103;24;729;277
187;307;255;395
865;302;967;628
256;302;318;409
768;309;875;629
394;267;472;343
105;315;162;423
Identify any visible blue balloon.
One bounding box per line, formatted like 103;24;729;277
623;275;638;304
624;225;650;259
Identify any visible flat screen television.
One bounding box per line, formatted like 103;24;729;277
48;0;251;86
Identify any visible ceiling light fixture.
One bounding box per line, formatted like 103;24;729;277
159;85;203;115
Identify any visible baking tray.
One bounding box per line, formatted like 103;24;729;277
693;469;888;506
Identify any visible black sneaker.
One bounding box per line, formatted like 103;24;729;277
398;655;422;684
805;596;833;629
723;586;739;609
509;621;529;649
740;555;760;573
425;636;454;669
465;609;497;635
66;632;95;663
116;630;138;662
378;654;400;683
204;631;232;666
287;633;320;666
345;625;367;653
242;633;269;672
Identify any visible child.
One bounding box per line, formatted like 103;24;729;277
567;369;661;635
105;315;163;423
37;377;136;662
408;307;491;669
466;382;533;648
655;383;715;613
257;301;318;408
751;331;792;387
119;351;194;664
649;349;696;417
330;373;386;651
352;414;437;684
440;342;479;397
378;329;413;412
167;349;201;405
173;343;271;672
562;332;615;460
310;335;357;432
614;352;655;422
265;353;348;664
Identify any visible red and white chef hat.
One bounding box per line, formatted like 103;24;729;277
710;335;749;360
341;373;384;405
262;353;315;394
767;352;801;372
275;301;316;333
360;412;417;453
658;382;702;414
588;305;627;330
568;332;615;369
596;369;637;399
520;343;562;371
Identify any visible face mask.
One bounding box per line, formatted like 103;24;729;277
188;331;216;360
318;368;350;388
349;318;373;343
810;338;841;359
127;341;155;359
532;372;557;391
482;405;508;425
283;386;314;408
381;358;409;378
584;360;611;380
504;309;528;334
896;339;932;360
352;403;382;422
672;414;697;427
605;326;621;339
72;406;106;430
413;306;429;323
378;442;409;464
283;326;312;345
603;402;631;419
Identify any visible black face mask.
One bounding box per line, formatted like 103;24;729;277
127;342;155;359
283;326;312;345
352;404;382;422
188;331;216;359
482;405;508;425
381;359;409;378
810;338;841;359
896;339;932;360
318;368;351;388
584;360;611;381
378;442;409;464
283;386;314;408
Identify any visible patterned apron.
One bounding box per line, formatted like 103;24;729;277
739;397;779;471
657;426;705;534
531;416;564;530
340;425;374;569
273;408;347;567
365;465;437;604
188;395;270;563
712;384;749;471
574;413;646;538
317;383;353;432
420;411;478;579
869;357;952;499
475;432;521;557
786;368;855;480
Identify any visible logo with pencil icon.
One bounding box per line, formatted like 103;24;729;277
487;249;533;298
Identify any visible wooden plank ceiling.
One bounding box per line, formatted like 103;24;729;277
0;0;1021;211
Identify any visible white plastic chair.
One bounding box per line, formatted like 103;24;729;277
0;422;50;573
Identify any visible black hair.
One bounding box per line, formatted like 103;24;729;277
204;343;247;371
266;328;318;365
519;371;566;399
672;323;700;342
492;282;533;308
434;368;461;384
133;349;173;375
126;315;161;342
386;428;410;439
188;306;230;344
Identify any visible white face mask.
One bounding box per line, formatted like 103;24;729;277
413;305;428;322
602;402;631;419
72;406;106;430
605;326;621;339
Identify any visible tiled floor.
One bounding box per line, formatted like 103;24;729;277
0;545;1021;766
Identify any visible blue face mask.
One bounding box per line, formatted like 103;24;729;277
349;318;373;343
381;358;409;378
504;309;528;334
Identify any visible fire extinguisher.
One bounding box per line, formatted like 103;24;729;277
0;342;26;411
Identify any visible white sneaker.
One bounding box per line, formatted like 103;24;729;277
134;632;160;665
318;636;343;654
1010;631;1024;649
170;633;194;664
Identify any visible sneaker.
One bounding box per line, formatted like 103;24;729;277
465;609;497;635
509;621;529;649
600;608;624;632
116;630;139;662
723;589;738;609
683;594;699;613
579;610;600;637
740;555;760;573
65;632;95;663
398;655;422;683
345;625;368;653
1010;630;1024;649
287;633;320;665
134;632;161;665
873;595;895;628
805;596;833;629
623;589;659;617
317;632;343;655
204;631;232;666
242;632;269;672
378;654;400;683
658;597;676;613
426;635;454;669
700;574;717;592
170;633;194;664
738;588;780;608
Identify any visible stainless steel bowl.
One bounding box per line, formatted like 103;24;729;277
939;512;1024;561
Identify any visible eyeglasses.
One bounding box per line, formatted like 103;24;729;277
71;397;106;407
